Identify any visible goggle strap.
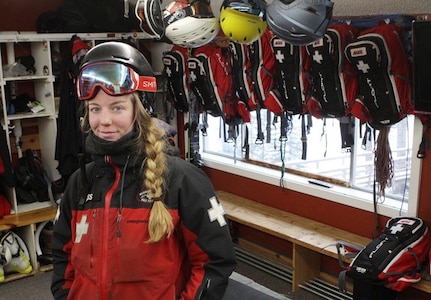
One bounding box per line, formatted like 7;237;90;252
137;76;157;92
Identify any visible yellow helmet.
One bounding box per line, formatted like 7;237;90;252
219;5;267;45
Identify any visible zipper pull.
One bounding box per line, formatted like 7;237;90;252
116;214;122;237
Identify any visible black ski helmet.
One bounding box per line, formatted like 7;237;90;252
128;0;165;39
79;41;154;77
79;41;155;109
266;0;334;46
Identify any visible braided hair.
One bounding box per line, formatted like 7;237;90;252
132;93;174;243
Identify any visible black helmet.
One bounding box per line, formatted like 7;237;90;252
266;0;334;46
128;0;165;39
79;41;155;109
80;41;154;77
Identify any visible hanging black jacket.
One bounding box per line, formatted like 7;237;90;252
54;35;86;180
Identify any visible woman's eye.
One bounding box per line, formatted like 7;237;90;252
113;106;123;112
89;107;100;113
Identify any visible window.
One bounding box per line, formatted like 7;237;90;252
201;110;421;217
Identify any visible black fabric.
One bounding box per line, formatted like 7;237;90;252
36;11;67;33
352;279;398;300
163;46;190;112
223;277;287;300
57;0;135;33
271;38;306;115
85;131;138;156
14;149;49;203
55;35;85;180
37;0;136;33
12;93;33;113
188;53;224;118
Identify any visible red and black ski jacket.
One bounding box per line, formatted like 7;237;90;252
51;153;236;300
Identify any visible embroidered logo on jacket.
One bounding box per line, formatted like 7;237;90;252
85;193;94;202
137;189;154;203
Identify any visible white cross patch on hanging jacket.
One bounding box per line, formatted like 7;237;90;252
207;196;227;227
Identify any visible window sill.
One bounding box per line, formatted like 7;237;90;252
202;152;416;218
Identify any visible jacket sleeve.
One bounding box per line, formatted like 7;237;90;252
51;170;80;300
173;159;236;300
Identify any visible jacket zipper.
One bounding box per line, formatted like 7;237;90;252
100;155;121;300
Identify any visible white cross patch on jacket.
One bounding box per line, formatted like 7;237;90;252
75;215;89;243
207;196;227;227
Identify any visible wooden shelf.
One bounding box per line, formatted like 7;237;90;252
0;206;57;231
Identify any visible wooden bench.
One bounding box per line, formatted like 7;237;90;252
216;190;431;294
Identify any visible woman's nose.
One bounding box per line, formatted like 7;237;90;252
99;110;112;125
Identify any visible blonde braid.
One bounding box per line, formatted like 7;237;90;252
144;125;174;243
132;94;174;243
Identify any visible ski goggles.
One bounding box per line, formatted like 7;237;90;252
163;0;215;26
76;62;157;101
223;0;264;16
134;0;165;39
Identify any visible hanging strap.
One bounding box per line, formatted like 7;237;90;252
372;157;383;239
266;110;272;144
242;125;250;160
301;115;307;160
255;107;264;144
78;153;89;208
417;117;429;159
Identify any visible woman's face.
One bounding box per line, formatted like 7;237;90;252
88;90;135;141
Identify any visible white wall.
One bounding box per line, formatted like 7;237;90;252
331;0;431;16
201;0;431;17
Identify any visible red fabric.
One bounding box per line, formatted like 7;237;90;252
380;227;431;292
193;44;239;121
0;194;11;217
349;98;372;123
305;96;324;119
72;38;90;55
346;23;413;126
237;101;251;123
0;156;4;174
251;28;284;115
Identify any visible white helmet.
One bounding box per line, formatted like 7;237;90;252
163;0;220;48
266;0;334;46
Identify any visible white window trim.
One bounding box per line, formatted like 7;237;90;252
202;116;423;218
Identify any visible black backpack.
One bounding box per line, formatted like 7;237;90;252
163;45;190;113
339;217;431;299
271;37;310;115
14;149;50;203
305;23;358;118
344;23;413;128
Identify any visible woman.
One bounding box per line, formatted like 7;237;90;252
51;41;236;300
